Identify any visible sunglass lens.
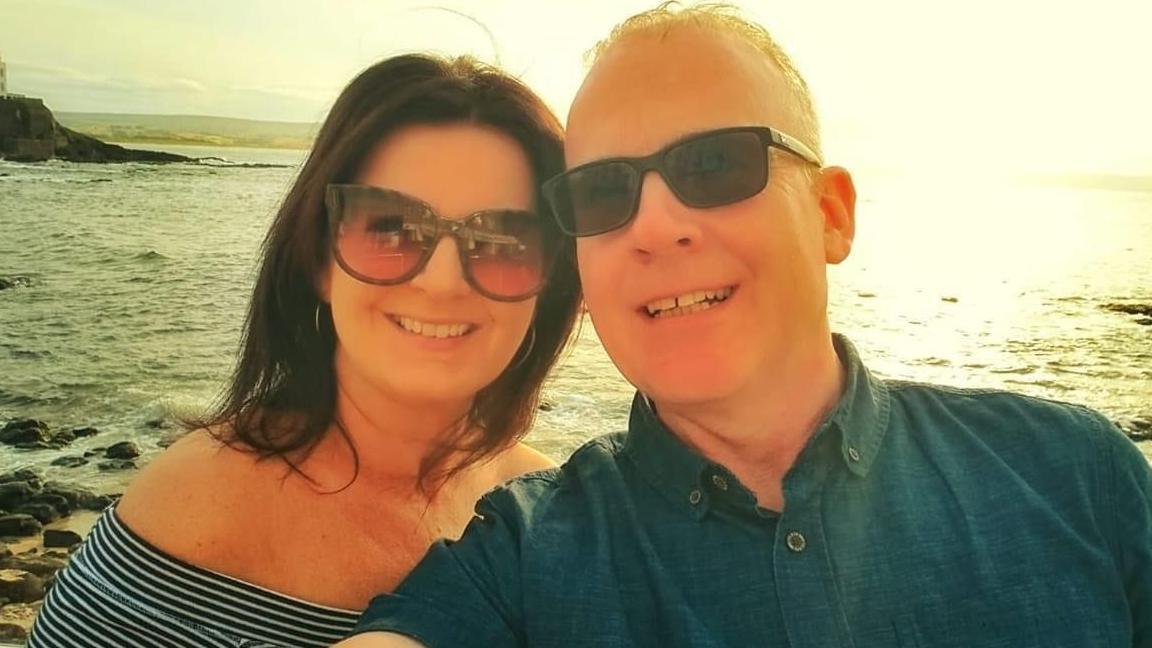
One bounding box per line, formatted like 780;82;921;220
334;190;430;282
552;161;639;236
462;211;545;299
665;130;768;207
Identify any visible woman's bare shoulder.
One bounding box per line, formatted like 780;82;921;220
492;442;558;482
114;428;271;558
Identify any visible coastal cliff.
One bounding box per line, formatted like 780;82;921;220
0;96;190;163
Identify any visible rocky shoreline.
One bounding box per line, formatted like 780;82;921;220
1101;302;1152;327
1;96;192;164
0;466;117;643
0;418;143;643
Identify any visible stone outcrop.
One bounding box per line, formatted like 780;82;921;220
0;276;34;291
0;467;118;641
0;96;191;163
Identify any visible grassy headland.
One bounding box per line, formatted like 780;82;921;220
56;112;317;150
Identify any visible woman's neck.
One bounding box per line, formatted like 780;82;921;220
293;358;477;494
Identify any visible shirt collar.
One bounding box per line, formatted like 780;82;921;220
623;392;715;518
823;333;891;478
621;334;891;515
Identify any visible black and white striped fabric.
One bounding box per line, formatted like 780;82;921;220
28;506;360;647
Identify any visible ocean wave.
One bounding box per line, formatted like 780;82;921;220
133;250;170;262
192;157;293;169
8;348;53;360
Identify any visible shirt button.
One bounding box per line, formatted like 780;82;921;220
711;474;728;491
848;446;862;462
689;489;702;505
786;531;807;553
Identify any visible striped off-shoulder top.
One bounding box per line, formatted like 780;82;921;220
27;506;360;647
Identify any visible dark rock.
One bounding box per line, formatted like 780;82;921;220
83;450;101;458
0;97;54;160
26;493;70;517
13;503;60;525
50;455;88;468
42;482;115;511
1136;317;1152;326
104;440;141;460
157;428;189;448
0;601;39;642
12;441;56;451
0;552;69;577
941;296;959;303
0;514;41;537
0;276;34;291
1;96;193;164
97;459;136;472
1125;430;1152;443
0;543;10;561
0;620;28;643
0;419;50;446
70;426;100;438
1117;417;1152;442
0;468;41;487
87;493;117;510
48;429;76;446
42;529;83;550
0;569;44;603
1101;303;1152;317
144;418;171;429
0;482;36;510
538;400;555;412
56;125;192;163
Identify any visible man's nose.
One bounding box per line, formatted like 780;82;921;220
625;171;702;258
409;236;472;297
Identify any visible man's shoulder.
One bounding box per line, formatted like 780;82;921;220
886;379;1113;431
882;379;1129;465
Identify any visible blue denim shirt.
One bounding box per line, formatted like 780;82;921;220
356;336;1152;647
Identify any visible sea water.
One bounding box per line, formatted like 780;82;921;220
1;144;1149;491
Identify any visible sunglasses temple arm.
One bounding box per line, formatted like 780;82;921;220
770;129;823;167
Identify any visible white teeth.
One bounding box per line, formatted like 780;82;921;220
646;286;733;318
396;316;471;338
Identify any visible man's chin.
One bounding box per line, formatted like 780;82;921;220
631;363;751;408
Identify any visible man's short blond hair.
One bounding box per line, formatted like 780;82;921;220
588;2;822;158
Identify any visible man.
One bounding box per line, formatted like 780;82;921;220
339;4;1152;647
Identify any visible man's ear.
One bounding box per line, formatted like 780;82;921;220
817;166;856;264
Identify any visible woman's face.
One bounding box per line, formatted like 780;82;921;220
321;122;538;409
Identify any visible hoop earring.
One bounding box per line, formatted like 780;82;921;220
314;303;323;334
509;325;536;371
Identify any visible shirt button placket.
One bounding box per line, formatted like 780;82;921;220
775;483;851;646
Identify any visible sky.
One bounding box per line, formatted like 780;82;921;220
2;0;1151;176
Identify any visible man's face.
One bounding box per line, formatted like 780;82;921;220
567;27;852;406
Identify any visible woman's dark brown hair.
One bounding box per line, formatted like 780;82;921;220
192;54;580;491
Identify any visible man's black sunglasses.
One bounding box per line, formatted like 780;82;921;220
542;126;821;237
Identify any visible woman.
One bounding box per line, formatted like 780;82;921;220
29;54;580;647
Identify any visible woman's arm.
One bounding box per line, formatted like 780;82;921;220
333;632;427;647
